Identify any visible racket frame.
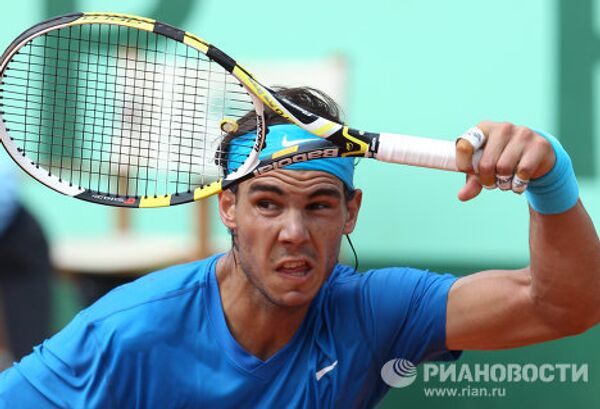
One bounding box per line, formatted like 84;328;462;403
0;12;471;209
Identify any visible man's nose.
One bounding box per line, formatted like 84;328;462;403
277;209;309;245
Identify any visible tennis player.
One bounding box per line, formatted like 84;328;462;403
0;87;598;408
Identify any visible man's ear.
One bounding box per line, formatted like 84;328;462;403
343;189;362;235
218;190;237;231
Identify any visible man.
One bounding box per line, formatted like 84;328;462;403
0;87;598;408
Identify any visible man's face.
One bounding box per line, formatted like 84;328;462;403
218;169;361;309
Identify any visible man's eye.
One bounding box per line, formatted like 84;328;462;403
257;200;276;210
308;202;331;210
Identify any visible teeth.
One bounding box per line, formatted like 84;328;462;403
282;261;306;269
288;271;305;276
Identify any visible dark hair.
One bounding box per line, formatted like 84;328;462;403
236;86;342;136
216;86;343;175
216;86;355;200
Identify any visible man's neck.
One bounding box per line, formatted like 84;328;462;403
215;254;310;361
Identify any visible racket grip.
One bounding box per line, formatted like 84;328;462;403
375;132;481;172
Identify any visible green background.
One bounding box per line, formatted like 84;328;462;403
1;0;599;407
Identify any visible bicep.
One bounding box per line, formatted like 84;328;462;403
446;268;565;350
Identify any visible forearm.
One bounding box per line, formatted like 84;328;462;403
528;200;600;333
448;123;600;350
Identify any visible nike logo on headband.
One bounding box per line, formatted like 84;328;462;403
280;134;317;147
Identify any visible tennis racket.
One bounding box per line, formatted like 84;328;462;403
0;12;482;208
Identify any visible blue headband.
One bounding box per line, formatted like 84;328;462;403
227;124;355;190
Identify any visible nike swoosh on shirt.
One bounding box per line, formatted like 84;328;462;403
315;360;338;381
280;134;317;148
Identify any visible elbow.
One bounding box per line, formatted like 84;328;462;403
541;308;596;338
529;260;600;337
531;293;600;338
555;317;594;337
573;303;600;335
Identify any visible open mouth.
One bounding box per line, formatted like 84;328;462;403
276;259;312;278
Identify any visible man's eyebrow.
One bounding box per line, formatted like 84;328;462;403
248;183;285;195
308;188;342;199
247;184;342;199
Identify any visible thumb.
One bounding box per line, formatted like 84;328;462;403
457;174;483;202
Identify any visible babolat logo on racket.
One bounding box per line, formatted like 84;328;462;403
90;194;136;205
81;14;146;26
253;148;339;176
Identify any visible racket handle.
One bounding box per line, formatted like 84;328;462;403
375;132;482;172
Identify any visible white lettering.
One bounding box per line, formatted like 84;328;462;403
474;364;490;382
439;365;455;383
489;364;505;382
522;364;538;382
555;364;570;382
457;365;473;383
572;364;589;383
539;364;554;382
507;364;522;382
423;364;439;382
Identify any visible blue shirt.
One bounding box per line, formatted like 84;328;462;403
0;254;459;408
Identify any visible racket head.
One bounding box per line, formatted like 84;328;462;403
0;12;265;208
0;12;376;208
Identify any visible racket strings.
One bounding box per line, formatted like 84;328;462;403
2;107;252;164
0;23;255;198
3;66;252;107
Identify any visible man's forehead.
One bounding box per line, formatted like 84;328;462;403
243;169;345;194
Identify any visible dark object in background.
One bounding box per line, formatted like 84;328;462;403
0;205;52;360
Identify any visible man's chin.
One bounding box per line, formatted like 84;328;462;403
272;290;318;310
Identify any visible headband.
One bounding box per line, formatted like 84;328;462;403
226;124;355;190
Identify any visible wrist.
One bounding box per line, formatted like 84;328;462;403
525;129;579;214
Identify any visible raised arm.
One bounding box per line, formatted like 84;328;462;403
445;122;600;350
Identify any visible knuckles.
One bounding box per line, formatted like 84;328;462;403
495;160;514;176
466;122;552;179
477;159;496;176
531;134;552;152
516;165;533;180
475;122;537;177
497;122;515;136
515;126;534;142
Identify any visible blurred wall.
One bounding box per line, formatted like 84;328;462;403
1;1;599;408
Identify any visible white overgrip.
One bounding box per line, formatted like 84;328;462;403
375;132;482;172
